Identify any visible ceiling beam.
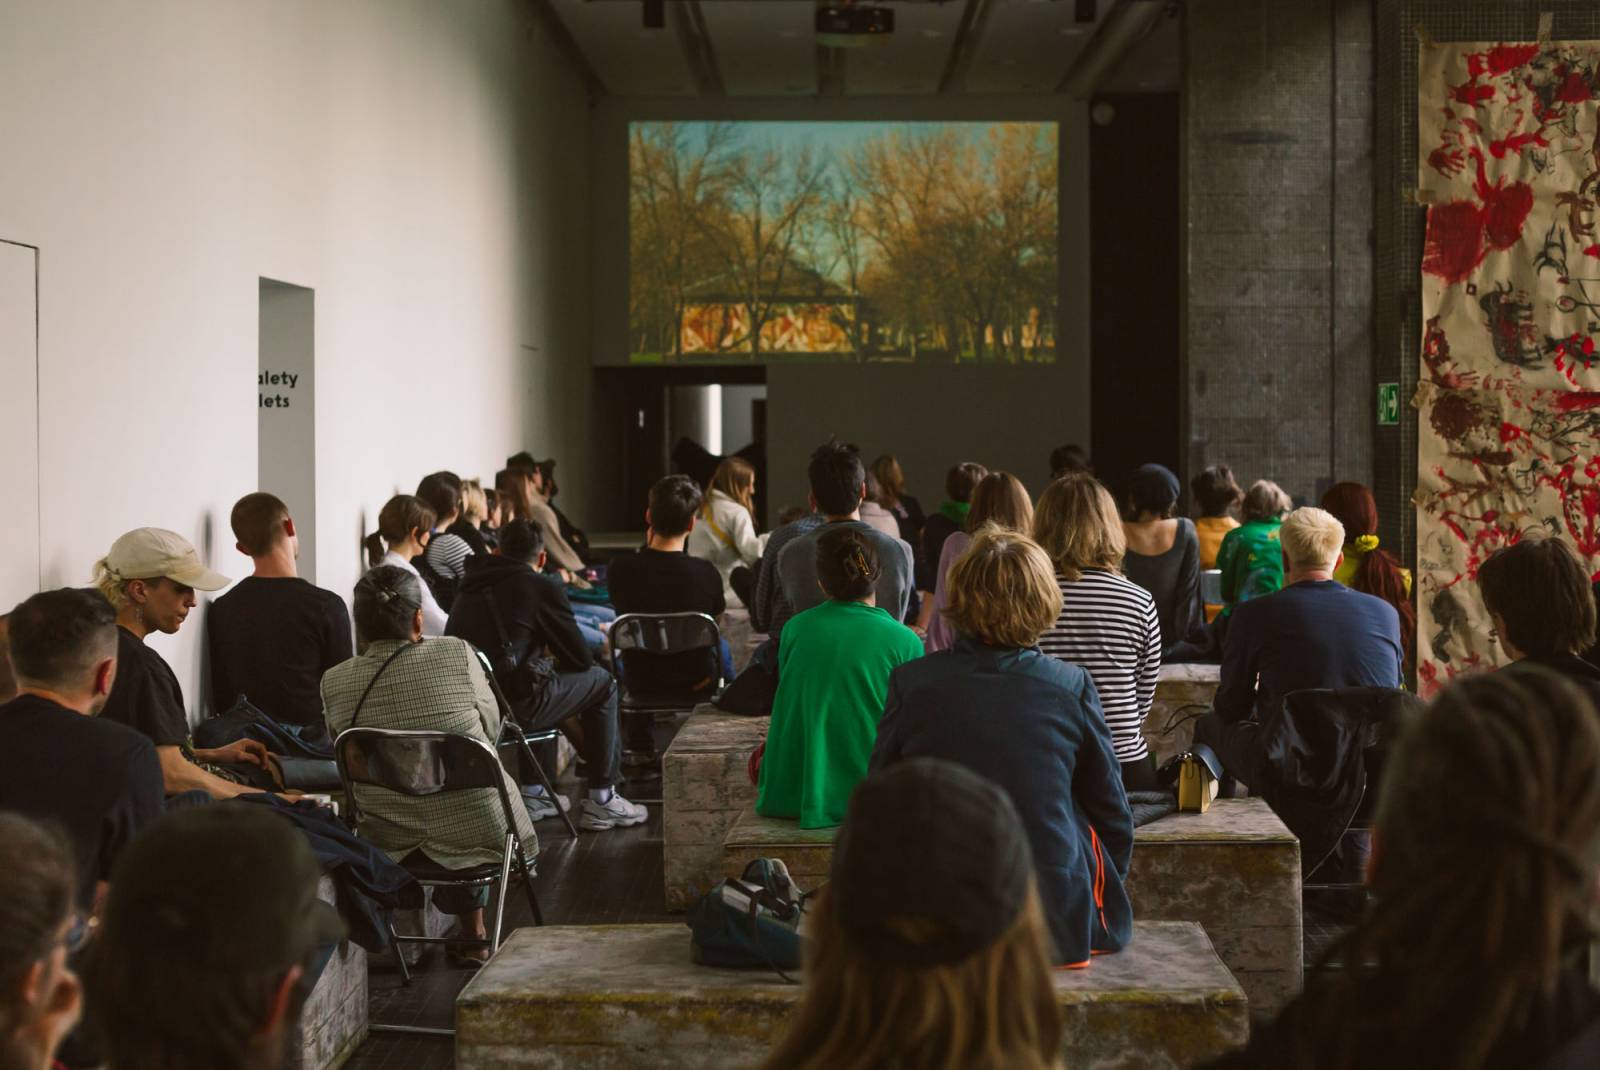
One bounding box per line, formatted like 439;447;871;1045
671;0;726;97
525;0;608;101
938;0;998;94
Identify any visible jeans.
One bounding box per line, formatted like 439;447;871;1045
516;664;622;790
571;603;615;661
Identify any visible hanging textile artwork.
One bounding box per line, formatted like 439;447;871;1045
1417;38;1600;696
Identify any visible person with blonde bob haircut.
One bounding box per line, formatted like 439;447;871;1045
870;526;1134;968
762;758;1064;1070
1034;476;1163;788
925;472;1034;652
1197;506;1403;790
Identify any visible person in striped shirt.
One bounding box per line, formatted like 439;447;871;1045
1032;474;1163;790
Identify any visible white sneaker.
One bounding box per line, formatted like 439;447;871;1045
521;789;571;822
578;793;648;831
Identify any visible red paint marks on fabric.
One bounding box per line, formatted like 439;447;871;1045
1467;43;1541;78
1422;152;1535;283
1555;392;1600;412
1490;129;1549;158
1450;80;1496;106
1557;71;1593;103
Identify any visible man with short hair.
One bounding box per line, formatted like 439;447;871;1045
0;588;163;910
1478;535;1600;693
776;442;915;632
446;520;645;831
86;803;346;1070
1196;506;1403;787
207;492;353;730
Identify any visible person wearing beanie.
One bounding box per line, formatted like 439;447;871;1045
761;758;1066;1070
94;527;278;800
1121;463;1205;653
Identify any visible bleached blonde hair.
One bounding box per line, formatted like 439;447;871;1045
1280;507;1346;571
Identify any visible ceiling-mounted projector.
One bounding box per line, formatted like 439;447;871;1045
816;4;894;47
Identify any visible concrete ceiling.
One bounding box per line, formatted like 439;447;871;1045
541;0;1181;98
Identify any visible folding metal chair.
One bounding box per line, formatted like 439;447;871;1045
333;726;544;1015
611;612;725;798
473;648;579;839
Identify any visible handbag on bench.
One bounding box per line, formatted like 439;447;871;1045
686;858;808;978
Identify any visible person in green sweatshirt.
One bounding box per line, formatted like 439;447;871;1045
1216;479;1293;616
757;526;925;829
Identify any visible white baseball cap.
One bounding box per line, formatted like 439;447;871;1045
97;528;230;591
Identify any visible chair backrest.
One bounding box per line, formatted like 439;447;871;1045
611;612;721;656
334;726;522;835
1200;569;1224;604
611;612;724;703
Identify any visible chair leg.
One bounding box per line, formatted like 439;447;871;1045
490;837;514;953
523;738;579;839
390;920;413;987
517;848;545;926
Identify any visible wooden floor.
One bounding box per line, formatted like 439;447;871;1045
344;766;675;1069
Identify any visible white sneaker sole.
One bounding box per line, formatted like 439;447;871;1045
578;809;648;831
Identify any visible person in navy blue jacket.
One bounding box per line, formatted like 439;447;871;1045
869;524;1134;968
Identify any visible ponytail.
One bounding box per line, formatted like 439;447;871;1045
365;495;437;568
1353;543;1415;665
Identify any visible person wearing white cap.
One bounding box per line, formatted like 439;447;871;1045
94;528;279;800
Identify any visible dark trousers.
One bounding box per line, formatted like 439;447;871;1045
1192;709;1264;790
516;665;621;790
1120;752;1160;791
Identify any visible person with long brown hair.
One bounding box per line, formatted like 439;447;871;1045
869;453;925;549
871;526;1133;968
1320;481;1414;664
362;493;447;635
686;456;766;608
762;758;1064;1070
925;472;1034;653
1208;668;1600;1068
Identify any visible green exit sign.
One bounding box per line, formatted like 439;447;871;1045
1378;382;1400;426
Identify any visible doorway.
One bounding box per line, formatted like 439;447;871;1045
258;279;316;581
0;240;39;609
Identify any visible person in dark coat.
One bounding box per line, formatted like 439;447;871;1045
869;525;1134;968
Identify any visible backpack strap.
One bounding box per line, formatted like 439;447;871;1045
348;642;419;729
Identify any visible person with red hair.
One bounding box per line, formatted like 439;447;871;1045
1319;482;1414;664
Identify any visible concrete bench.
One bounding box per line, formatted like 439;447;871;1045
285;875;368;1070
456;921;1247;1069
722;797;1300;1018
1127;799;1302;1017
664;664;1222;910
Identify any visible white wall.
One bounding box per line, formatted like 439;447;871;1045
0;0;592;714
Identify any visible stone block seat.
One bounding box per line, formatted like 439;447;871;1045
455;921;1247;1069
662;706;768;909
1145;662;1222;767
286;875;368;1070
1127;799;1302;1017
721;797;1300;1017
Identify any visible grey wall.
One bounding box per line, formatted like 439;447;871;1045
1184;0;1375;507
590;95;1090;518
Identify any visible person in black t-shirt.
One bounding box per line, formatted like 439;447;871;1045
208;493;353;729
0;588;163;910
94;527;276;800
608;474;733;688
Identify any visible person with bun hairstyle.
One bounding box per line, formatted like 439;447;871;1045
1320;482;1414;665
757;527;925;829
364;494;447;636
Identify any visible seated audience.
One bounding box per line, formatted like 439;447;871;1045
534;455;592;564
323;567;540;952
1196;507;1403;788
1321;481;1414;666
445;525;644;831
364;494;448;635
208;492;353;731
414;471;476;609
1049;442;1092;480
609;475;732;685
0;589;162;911
96;528;277;799
871;526;1133;967
1477;535;1600;694
1209;669;1600;1069
685;457;764;609
914;461;988;630
926;471;1034;653
1121;463;1204;652
506;453;586;572
778;442;915;630
762;759;1065;1070
0;814;83;1070
868;454;925;551
1217;478;1291;613
1034;476;1163;789
856;473;901;542
86;804;347;1068
757;528;924;829
450;478;494;555
1191;465;1243;622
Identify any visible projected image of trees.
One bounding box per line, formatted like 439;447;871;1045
629;121;1058;364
